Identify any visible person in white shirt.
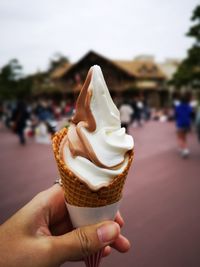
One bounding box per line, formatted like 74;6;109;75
119;101;133;133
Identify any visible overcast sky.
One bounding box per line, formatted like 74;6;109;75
0;0;199;74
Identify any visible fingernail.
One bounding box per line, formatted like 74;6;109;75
97;222;120;244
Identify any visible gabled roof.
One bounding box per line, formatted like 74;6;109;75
61;50;135;80
50;50;166;80
114;60;165;79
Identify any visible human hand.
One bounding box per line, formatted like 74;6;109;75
0;185;130;267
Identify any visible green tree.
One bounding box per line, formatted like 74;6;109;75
0;59;22;81
48;53;69;73
0;59;33;99
172;5;200;88
0;59;22;99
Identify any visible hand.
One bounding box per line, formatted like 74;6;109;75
0;185;130;267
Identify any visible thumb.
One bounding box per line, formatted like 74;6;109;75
50;221;120;262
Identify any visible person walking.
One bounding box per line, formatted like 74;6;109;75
119;99;133;133
11;101;29;145
195;101;200;142
130;96;143;127
175;94;192;158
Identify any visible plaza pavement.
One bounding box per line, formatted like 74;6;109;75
0;121;200;267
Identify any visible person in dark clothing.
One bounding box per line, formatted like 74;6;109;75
196;103;200;142
175;94;192;158
12;101;29;145
130;96;143;127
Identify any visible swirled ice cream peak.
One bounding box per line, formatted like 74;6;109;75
60;65;134;190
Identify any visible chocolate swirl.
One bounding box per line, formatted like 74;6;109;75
72;69;96;132
67;68;112;168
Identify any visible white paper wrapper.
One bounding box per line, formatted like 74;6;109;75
65;201;120;267
66;201;120;228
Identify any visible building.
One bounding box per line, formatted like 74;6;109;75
50;51;167;107
115;55;166;106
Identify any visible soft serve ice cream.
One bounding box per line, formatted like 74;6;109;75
52;66;134;266
60;65;134;191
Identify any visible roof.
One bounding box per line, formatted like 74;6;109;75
114;60;166;79
61;50;134;80
50;50;166;81
50;63;71;79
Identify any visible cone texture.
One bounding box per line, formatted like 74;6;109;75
52;128;133;207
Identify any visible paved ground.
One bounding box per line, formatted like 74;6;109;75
0;121;200;267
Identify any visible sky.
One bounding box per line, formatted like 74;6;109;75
0;0;199;74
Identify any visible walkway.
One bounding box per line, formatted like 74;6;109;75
0;121;200;267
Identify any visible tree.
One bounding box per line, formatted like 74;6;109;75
0;59;22;99
0;59;32;99
172;4;200;88
0;59;22;81
48;53;69;73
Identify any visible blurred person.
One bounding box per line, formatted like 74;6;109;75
168;107;175;121
0;101;3;120
130;97;137;126
136;97;144;126
119;99;133;133
60;100;66;116
175;94;192;158
171;93;181;121
46;120;57;135
3;102;14;128
0;184;130;267
30;112;39;135
11;101;29;145
35;121;51;144
151;108;157;120
131;96;143;127
190;95;198;124
53;103;62;120
159;109;168;123
65;100;74;117
143;98;151;121
195;101;200;142
35;100;53;122
173;97;181;108
46;100;54;119
34;101;44;120
172;92;181;108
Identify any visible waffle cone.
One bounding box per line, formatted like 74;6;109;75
52;128;134;207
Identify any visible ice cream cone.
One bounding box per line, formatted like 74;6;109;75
52;127;134;208
52;65;134;267
52;127;133;267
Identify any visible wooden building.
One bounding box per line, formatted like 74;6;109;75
115;55;166;106
51;51;167;106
